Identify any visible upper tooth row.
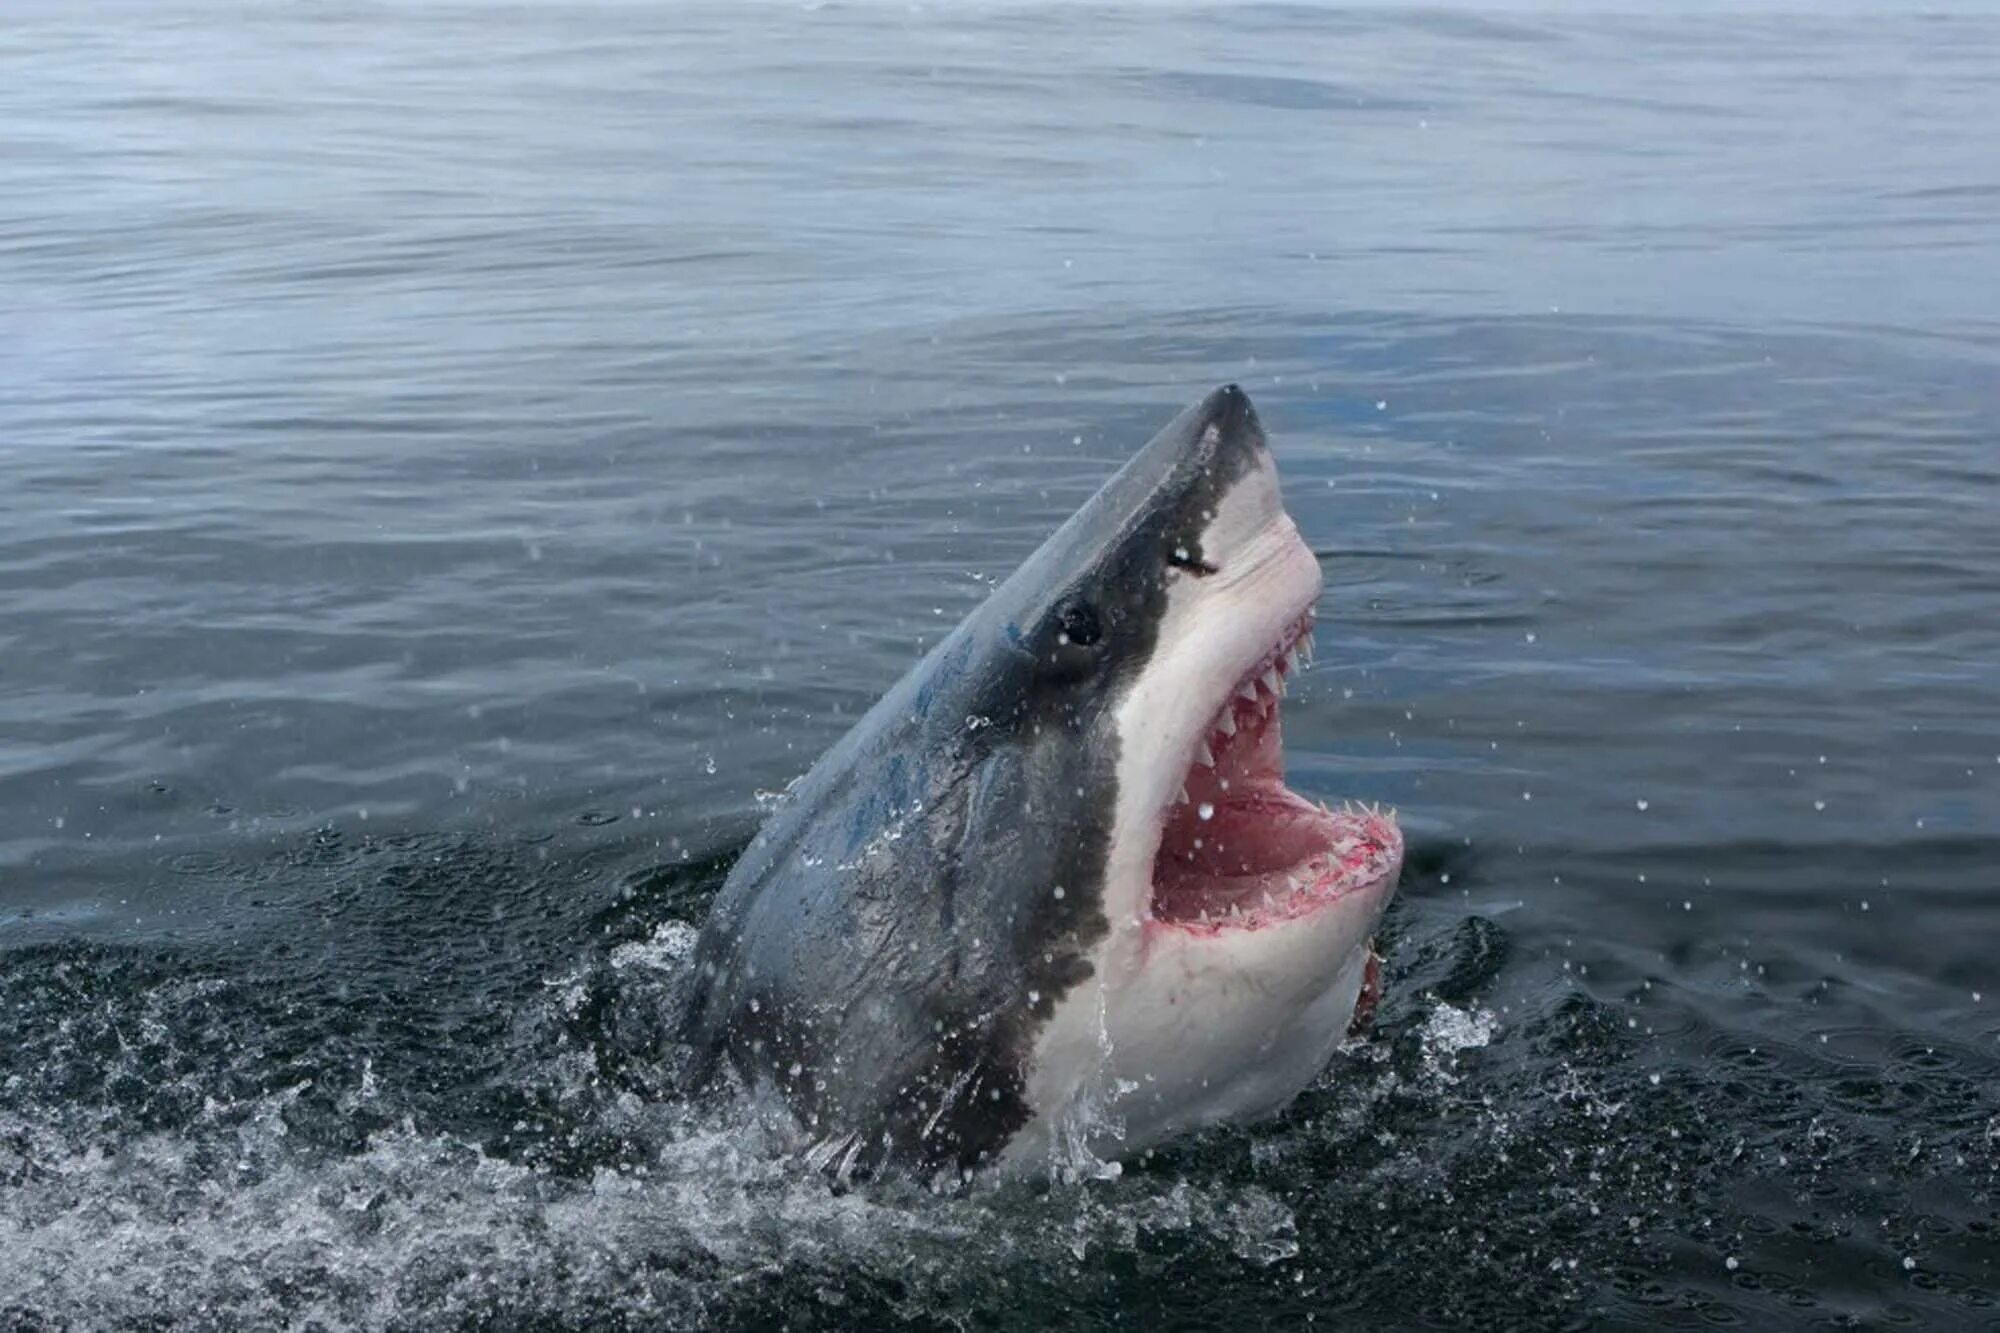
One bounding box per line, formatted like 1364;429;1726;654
1188;632;1317;777
1264;631;1316;685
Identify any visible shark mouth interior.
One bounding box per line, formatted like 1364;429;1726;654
1151;613;1400;934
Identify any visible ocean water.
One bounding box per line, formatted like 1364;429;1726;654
3;3;1998;1327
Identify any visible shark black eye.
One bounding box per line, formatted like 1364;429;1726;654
1056;600;1102;648
1168;544;1217;576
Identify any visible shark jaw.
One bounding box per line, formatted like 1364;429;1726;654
1008;428;1403;1173
1151;609;1402;938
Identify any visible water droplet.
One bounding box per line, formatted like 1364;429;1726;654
1197;802;1214;821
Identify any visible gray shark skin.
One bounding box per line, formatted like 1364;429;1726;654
682;386;1402;1182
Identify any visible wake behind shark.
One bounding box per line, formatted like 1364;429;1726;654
682;386;1402;1182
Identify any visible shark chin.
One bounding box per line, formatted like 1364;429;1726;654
682;384;1403;1185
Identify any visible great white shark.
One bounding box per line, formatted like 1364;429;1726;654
682;385;1402;1182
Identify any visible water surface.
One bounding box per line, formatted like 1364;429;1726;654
3;3;1998;1328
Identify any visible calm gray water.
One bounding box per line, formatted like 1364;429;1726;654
3;3;1998;1328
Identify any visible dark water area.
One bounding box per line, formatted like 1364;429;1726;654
4;2;1999;1328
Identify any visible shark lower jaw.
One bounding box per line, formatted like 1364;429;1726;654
1147;610;1402;936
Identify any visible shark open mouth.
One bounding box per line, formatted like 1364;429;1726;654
1150;612;1401;934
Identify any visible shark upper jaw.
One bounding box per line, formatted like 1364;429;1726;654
1102;489;1403;949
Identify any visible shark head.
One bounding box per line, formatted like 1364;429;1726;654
685;385;1401;1180
978;384;1403;1168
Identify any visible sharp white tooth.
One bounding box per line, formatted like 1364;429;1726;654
1196;740;1216;767
1177;784;1190;805
1216;711;1236;737
1261;668;1281;695
1238;680;1258;702
1301;634;1315;667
